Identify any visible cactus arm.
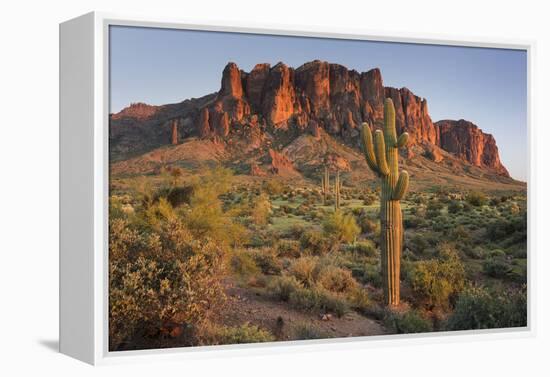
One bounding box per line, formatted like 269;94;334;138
361;123;380;174
383;98;398;147
393;170;409;200
397;132;409;149
374;130;390;176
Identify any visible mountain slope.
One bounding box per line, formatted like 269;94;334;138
110;60;521;189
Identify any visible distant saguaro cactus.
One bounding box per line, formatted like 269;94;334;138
360;98;410;306
335;170;341;210
321;165;330;205
171;119;178;145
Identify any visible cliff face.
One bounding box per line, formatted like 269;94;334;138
110;60;510;177
435;119;509;176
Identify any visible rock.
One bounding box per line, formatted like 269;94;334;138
262;62;298;126
198;107;211;138
423;144;443;162
295;60;331;116
435;119;509;176
268;148;298;176
246;63;271;111
325;153;351;172
110;60;511;178
220;62;243;98
250;163;267;176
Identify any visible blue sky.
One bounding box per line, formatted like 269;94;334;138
109;26;527;181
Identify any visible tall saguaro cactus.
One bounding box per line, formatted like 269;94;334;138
335;170;341;210
321;165;330;205
360;98;410;306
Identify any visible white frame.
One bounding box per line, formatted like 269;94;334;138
59;11;535;365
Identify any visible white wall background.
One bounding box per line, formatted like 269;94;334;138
1;0;548;375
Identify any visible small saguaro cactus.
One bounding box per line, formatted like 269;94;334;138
171;119;179;145
360;98;410;306
335;170;341;210
321;165;330;205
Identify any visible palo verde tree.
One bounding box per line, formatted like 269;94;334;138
360;98;410;306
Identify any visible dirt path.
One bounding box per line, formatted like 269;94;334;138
220;280;386;341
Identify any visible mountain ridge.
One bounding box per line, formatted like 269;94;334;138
110;60;512;179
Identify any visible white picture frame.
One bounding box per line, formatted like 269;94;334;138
59;11;535;365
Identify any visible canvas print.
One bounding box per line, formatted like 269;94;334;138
108;26;527;351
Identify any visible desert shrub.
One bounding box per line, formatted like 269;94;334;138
250;248;283;275
347;240;378;258
317;266;358;293
408;234;430;254
183;169;248;248
287;224;306;239
482;256;512;278
288;286;350;317
363;194;376;206
300;230;332;255
357;213;379;234
362;263;382;288
322;210;360;244
231;251;260;278
292;322;328;340
109;213;226;349
250;193;271;226
262;179;285;195
275;239;302;258
384;310;433;334
268;275;302;301
426;200;443;218
447;200;463;214
203;323;275;345
466;191;488;207
446;285;527;330
464;246;485;259
290;257;319;287
407;243;465;309
289;288;324;312
348;287;371;312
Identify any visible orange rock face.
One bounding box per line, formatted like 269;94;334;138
268;149;298;176
435;119;508;175
262;62;299;126
110;60;510;178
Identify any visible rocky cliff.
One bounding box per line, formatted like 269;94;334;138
110;60;510;177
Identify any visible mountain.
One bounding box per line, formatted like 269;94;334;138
110;60;520;189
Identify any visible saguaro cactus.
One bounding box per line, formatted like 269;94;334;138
335;170;341;210
360;98;410;306
171;119;179;145
321;165;330;205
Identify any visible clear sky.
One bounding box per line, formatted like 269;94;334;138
110;26;527;181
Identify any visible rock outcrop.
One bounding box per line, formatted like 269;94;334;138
435;119;509;176
110;60;511;177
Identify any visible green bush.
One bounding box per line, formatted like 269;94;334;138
292;322;328;340
230;251;260;278
322;210;360;244
407;243;465;309
482;256;512;278
347;240;378;258
109;215;226;350
466;191;488;207
317;266;358;294
300;230;332;255
290;257;319;287
268;275;302;301
203;323;275;345
384;310;433;334
276;239;302;258
250;248;283;275
446;286;527;330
